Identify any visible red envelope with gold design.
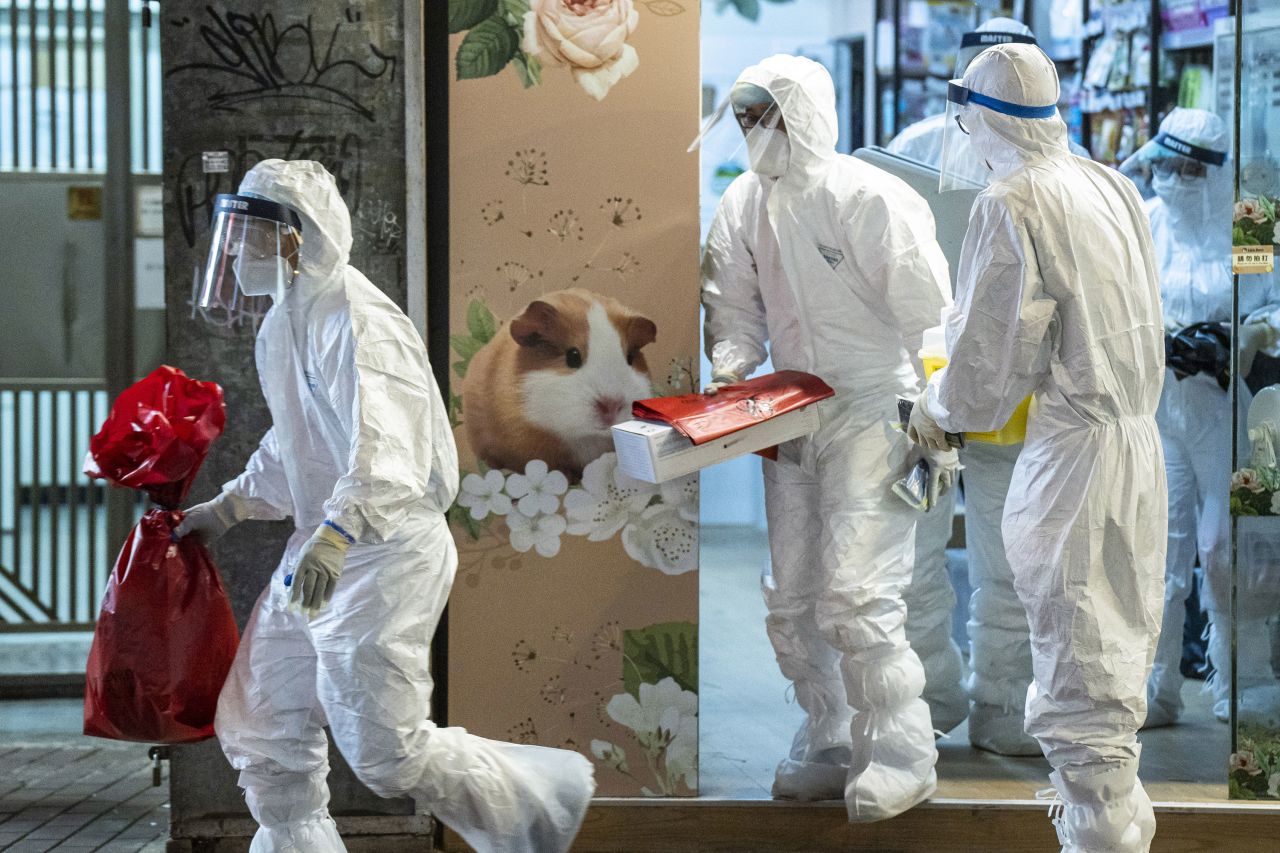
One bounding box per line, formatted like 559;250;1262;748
632;370;835;446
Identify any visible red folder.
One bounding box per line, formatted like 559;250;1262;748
632;370;835;446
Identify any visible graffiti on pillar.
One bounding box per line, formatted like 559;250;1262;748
165;6;397;120
173;131;366;248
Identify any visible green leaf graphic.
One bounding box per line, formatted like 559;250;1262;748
623;622;698;699
449;0;499;34
467;300;498;343
456;16;518;80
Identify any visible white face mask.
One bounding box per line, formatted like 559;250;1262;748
1152;172;1210;225
234;254;293;298
746;128;791;178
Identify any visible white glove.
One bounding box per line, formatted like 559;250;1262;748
287;523;352;618
703;371;742;396
907;390;950;452
1239;321;1277;378
925;449;960;509
174;492;250;545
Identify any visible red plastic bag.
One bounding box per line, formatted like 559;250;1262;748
83;364;226;509
83;366;238;743
632;370;835;445
83;509;239;743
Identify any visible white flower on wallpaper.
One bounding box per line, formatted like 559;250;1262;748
506;509;568;558
659;473;698;523
522;0;641;101
457;470;513;520
507;459;570;517
451;452;698;577
599;676;698;795
590;739;630;773
564;453;658;540
622;502;698;575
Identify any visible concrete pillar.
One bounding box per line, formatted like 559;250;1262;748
160;2;430;848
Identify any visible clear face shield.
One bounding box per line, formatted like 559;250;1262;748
195;194;302;328
938;80;1060;192
1119;131;1226;223
688;84;789;179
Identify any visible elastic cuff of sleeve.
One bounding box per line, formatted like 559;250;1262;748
212;491;252;527
323;518;357;545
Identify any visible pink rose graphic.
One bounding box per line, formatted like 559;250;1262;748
1233;468;1266;494
522;0;640;101
1231;751;1263;776
1236;199;1268;224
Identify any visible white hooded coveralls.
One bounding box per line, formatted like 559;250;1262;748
212;160;594;853
703;55;953;820
888;16;1075;756
1140;108;1280;727
926;45;1166;852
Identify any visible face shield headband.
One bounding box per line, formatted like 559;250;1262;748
947;81;1058;120
1153;132;1227;167
196;193;303;328
958;31;1037;50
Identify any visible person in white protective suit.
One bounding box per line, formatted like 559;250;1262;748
907;44;1166;851
888;18;1090;185
891;15;1083;756
888;17;1036;180
177;159;594;853
1125;109;1280;726
700;55;957;820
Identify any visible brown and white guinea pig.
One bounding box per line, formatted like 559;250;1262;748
464;288;657;481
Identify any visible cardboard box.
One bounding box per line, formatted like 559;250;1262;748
612;406;821;483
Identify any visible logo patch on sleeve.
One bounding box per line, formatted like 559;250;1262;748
817;243;845;271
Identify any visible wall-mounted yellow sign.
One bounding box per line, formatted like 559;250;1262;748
1234;245;1276;275
67;186;102;220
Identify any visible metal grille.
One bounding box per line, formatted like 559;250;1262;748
0;381;145;628
0;0;159;173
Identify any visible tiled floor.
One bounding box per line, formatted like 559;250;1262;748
0;701;168;852
699;524;1231;803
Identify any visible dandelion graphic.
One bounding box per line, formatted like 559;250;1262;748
582;621;624;671
551;625;575;644
602;196;642;228
497;261;542;293
610;252;641;279
509;717;539;744
481;200;505;226
548;209;585;242
507;149;550;187
512;639;538;672
540;675;567;706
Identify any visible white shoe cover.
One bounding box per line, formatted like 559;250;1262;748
843;699;938;822
1049;761;1155;853
772;746;850;801
248;812;346;853
416;728;595;853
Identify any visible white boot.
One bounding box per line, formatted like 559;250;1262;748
415;726;595;853
1048;758;1155;853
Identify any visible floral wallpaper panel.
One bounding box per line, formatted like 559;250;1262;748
446;0;702;796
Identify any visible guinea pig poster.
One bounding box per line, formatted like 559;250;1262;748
445;5;702;801
464;288;657;482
